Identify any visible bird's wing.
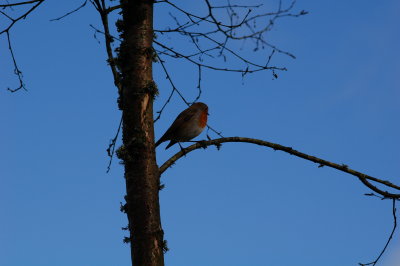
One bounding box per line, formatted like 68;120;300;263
156;107;197;145
166;107;197;134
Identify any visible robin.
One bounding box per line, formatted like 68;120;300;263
155;102;209;149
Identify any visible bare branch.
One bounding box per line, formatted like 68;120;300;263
193;65;202;103
154;40;286;73
105;4;121;14
90;0;121;91
152;0;304;91
106;115;123;173
0;0;41;8
5;31;26;92
0;0;44;35
1;0;45;92
159;137;400;199
162;0;252;29
154;52;190;122
50;0;88;21
206;125;224;138
359;199;397;266
358;178;400;200
154;0;302;143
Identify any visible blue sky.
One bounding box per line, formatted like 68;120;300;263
1;1;399;265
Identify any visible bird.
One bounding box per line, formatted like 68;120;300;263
155;102;208;149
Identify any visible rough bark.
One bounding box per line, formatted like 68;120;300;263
118;1;164;265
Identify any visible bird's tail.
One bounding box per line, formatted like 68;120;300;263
155;138;164;147
165;141;177;150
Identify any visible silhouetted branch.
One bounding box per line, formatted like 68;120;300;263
193;65;202;103
0;0;41;8
154;51;224;138
159;137;400;199
50;0;88;21
206;125;223;138
0;0;44;35
1;0;45;92
359;199;397;266
106;115;123;173
154;52;190;122
5;31;26;92
105;4;121;14
89;23;121;42
91;0;121;91
154;40;286;73
157;0;306;50
358;178;400;199
89;0;125;173
152;0;306;114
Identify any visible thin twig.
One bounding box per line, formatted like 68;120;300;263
359;199;397;266
106;115;123;173
154;52;190;122
0;0;44;35
1;0;45;92
91;0;121;91
105;4;121;14
154;40;286;73
6;31;26;92
50;0;88;21
0;0;41;8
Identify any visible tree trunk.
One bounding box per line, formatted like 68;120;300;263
118;1;164;265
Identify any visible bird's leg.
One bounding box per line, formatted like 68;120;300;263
178;142;187;156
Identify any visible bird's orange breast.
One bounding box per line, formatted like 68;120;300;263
198;110;208;128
